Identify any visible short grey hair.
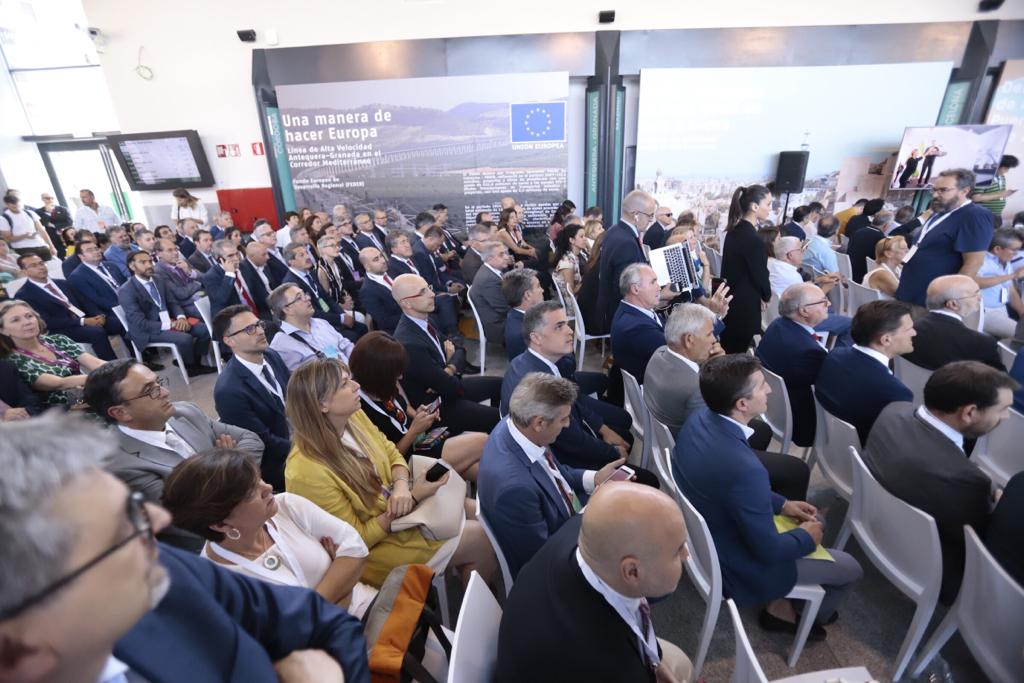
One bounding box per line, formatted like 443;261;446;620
991;227;1023;250
268;282;302;318
619;262;651;297
0;414;110;616
282;241;305;263
521;300;563;344
621;190;655;216
468;224;491;241
289;224;307;239
665;303;715;346
253;223;274;239
386;230;411;251
501;267;539;307
926;274;975;310
480;240;507;261
937;168;976;191
775;236;802;261
316;235;336;251
210;238;235;259
778;282;817;318
871;210;893;228
508;372;578;426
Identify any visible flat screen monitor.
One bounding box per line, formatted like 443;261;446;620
889;124;1011;191
106;130;215;191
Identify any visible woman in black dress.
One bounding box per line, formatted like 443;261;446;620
719;185;773;353
348;331;485;481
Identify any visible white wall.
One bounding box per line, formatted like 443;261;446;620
80;0;1024;211
0;50;54;200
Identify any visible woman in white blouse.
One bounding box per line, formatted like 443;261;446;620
863;235;907;298
170;188;208;226
162;448;377;617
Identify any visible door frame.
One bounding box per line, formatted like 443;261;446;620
37;138;130;217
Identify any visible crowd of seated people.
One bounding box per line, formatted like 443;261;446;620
2;183;1023;683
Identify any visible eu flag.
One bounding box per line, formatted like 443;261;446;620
510;102;566;143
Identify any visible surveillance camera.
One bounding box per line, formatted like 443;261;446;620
88;27;101;38
237;29;257;43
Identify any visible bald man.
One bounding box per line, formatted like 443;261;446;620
904;274;1004;371
391;273;502;434
356;247;403;333
597;190;656;331
496;482;693;683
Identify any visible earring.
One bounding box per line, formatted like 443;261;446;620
226;528;241;541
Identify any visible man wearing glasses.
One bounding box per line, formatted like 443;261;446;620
598;190;657;332
643;205;674;251
267;283;355;371
0;414;369;683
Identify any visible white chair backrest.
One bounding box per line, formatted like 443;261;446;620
649;421;677;491
865;256;877;272
5;277;27;297
447;571;502;683
727;599;770;683
620;369;648;441
675;490;719;602
475;499;514;597
893;356;930;405
707;248;722;278
972;407;1024;488
760;366;793;454
812;391;857;500
849;446;942;602
997;341;1017;372
566;289;588;338
465;285;486;344
194;295;213;326
848;279;882;313
835;251;852;281
762;293;780;328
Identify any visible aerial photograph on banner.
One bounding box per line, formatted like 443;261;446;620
889;124;1012;191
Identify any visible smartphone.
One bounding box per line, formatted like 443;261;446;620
606;465;636;483
425;461;450;482
424;397;442;414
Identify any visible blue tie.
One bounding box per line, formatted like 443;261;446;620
145;281;163;309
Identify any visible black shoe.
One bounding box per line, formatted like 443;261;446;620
144;360;165;371
186;364;217;377
462;363;481;375
758;609;827;642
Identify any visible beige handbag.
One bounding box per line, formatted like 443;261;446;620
390;455;466;541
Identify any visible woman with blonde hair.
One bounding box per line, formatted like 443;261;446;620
863;235;907;298
170;188;208;226
284;357;496;588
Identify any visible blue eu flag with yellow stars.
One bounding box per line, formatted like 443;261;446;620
510;102;566;142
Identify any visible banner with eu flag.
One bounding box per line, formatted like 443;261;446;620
510;102;566;143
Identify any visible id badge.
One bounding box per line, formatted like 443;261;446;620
323;345;338;358
318;297;330;312
902;245;918;264
1000;287;1008;304
158;310;172;327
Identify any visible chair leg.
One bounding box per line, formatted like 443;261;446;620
833;516;852;552
169;347;190;385
479;337;486;374
910;610;957;678
892;597;939;681
433;572;451;628
692;595;720;680
788;591;822;667
577;339;586;372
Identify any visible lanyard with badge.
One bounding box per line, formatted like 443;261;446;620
902;202;966;264
208;520;307;583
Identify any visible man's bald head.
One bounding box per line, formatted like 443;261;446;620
391;273;426;302
926;274;981;316
621;190;656;217
778;283;828;327
578;482;687;599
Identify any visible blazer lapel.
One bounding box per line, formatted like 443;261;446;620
167;413;209;451
117;434;184;469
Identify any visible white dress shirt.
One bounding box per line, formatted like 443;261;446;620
505;417;595;506
235;355;285;402
483;262;503;279
852;344;892;371
95;655;132;683
170;202;208;225
36;278;86;319
721;414;755;440
75;204;122;233
916;405;964;452
366;272;392;289
768;258;803;297
665;347;700;374
117;423;195;457
527;348;561;376
246;258;271;290
621;300;662;326
86;262;120;290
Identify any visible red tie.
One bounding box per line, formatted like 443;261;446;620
426;321;442;347
543;449;577;515
235;273;259;315
383;274;393;286
44;283;71;308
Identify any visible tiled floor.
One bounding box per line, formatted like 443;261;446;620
157;336;987;683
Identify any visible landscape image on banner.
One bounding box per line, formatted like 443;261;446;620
889;124;1012;191
276;72;569;232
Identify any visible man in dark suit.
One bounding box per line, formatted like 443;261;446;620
67;239;127;317
0;415;370;683
413;226;464;317
117;251;214;377
460;223;492;283
756;283;830;448
174;218;198;259
186;229;218;273
212;305;292;491
357;247;403;334
469;241;514;342
496;481;693;683
152;238;203;307
642;205;673;251
239;241;275;320
782;205;810;241
674;355;861;636
598;190;655;330
371;208;391;253
61;230;102;278
904;274;1004;371
391;274;497;435
281;241;365;344
15;252;121;360
480;373;627;579
251;223;290;285
501;267;545;360
386;231;457;336
610;263;667;383
816;300;916;444
201;239;256;318
500;302;632;470
354;212;388;254
0;357;41;419
847;210;890;284
865;361;1017;603
842;198;883;241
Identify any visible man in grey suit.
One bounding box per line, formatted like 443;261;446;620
153;237;203;305
461;223;494;283
469;240;514;342
186;229;218;273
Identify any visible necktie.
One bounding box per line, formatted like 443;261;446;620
164;427;194;457
261;365;284;406
426;321;442;349
638;599;656;669
207;253;217;268
44;283;71;308
383;274;393;286
235;273;259;315
306;272;319;295
543;449;581;514
145;281;163;309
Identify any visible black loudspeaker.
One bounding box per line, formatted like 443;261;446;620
775;151;809;194
598;10;616;23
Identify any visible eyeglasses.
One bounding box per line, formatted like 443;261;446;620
0;492;154;621
953;291;981;301
633;211;655;220
399;284;434;302
122;376;169;402
225;320;267;338
801;298;831;308
283;292;311;307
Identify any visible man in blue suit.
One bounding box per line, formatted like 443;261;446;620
500;301;632;471
357;246;403;334
281;241;366;344
674;354;861;637
597;190;655;330
213;305;293;491
502;267;545;360
816;299;916;445
479;372;626;578
610;263;668;383
755;283;830;448
15;252;121;360
68;239;126;317
201;239;253;317
0;415;368;683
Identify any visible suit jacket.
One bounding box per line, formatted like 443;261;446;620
782;220;807;241
755;317;828;447
461;247;483;283
202;263;242;316
643;346;705;435
188;249;217;273
412;241;450;293
844;213;871;240
865;402;992;602
214;350;292;490
338;237;366;274
239;259;273;319
264;250;290;286
68;262;123;314
673;408;815;605
177;235;197;258
1012;352;1024;414
505;307;526;360
470;265;508;341
499;350;619;469
643;222;667;250
115;544;369;683
354;231;387;254
478;419;587;579
118;277;194;349
495;515;660;683
61;252;82;279
904;311;1004;371
721;220;772;343
359;278;402;334
597;221;647;329
282;269;344;327
393;314;465;407
815;347;912;445
16;279;90;336
153;261;203;305
609;301;665;384
848;226;884;284
386;254;419;280
0;358;41;415
105;401;263;502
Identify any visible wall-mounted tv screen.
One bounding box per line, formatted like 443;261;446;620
106;129;215;191
889;124;1011;191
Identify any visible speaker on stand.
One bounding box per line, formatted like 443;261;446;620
775;151;809;224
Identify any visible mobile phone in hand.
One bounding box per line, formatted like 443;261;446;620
425;397;442;414
606;465;636;483
425;461;450;482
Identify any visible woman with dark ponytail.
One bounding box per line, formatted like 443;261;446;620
720;184;774;353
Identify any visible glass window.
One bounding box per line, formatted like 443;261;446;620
13;66;118;136
0;0;98;69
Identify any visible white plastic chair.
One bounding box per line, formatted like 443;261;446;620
475;498;514;598
760;367;793;455
192;296;223;373
727;599;874;683
864;256;877;273
649;421;677;492
761;293;780;330
566;289;608;371
465;285;488;374
893;356;931;405
674;489;825;675
911;526;1024;683
620;369;649;465
848;446;942;681
847;280;882;313
706;248;722;278
809;391;857;550
971;407;1024;488
834;252;852;314
997;340;1017;371
111;305;189;385
5;277;27;296
447;571;502;683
